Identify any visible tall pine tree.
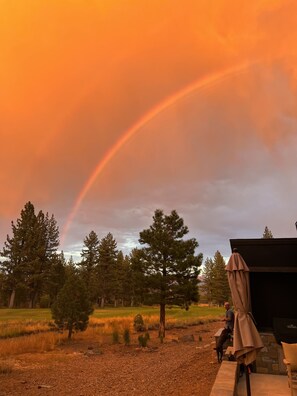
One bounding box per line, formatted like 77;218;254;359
201;257;215;305
212;251;230;306
97;233;118;307
139;209;202;338
1;202;59;307
128;248;147;307
79;231;100;304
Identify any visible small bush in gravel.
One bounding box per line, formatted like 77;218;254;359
138;332;150;347
112;329;120;344
133;314;145;332
123;328;130;346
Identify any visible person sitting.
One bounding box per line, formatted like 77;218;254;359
215;302;234;362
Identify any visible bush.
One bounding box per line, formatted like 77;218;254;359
51;274;93;339
138;332;150;347
112;329;120;344
123;328;130;346
133;314;145;332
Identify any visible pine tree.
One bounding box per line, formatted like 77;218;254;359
46;252;67;305
262;226;274;239
26;210;59;307
78;231;100;304
201;257;215;305
128;248;147;306
97;233;118;307
113;251;130;307
51;273;93;339
139;209;202;338
0;202;59;307
212;251;230;306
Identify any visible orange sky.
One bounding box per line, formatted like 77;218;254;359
1;0;297;260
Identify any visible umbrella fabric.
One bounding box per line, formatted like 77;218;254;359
226;252;264;366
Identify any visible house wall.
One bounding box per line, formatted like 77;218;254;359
255;332;286;375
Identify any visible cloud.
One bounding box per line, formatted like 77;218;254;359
1;1;297;261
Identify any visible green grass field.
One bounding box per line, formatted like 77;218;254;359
0;305;223;322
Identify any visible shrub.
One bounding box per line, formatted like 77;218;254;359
51;274;93;339
133;314;145;332
123;328;130;346
112;329;120;344
138;332;150;347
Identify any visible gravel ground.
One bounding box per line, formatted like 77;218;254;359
0;321;221;396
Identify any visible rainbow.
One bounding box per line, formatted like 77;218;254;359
61;61;253;245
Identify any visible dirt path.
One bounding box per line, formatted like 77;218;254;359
0;321;221;396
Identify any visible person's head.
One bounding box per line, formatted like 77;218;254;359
224;302;230;310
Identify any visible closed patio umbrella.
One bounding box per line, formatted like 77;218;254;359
226;250;264;395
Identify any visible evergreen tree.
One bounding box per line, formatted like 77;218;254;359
66;256;77;276
0;270;9;307
128;248;147;306
46;252;67;305
212;251;230;306
262;226;274;239
78;231;100;304
139;209;202;338
97;233;118;307
113;251;130;307
200;257;215;305
0;202;59;307
51;273;93;339
26;210;59;307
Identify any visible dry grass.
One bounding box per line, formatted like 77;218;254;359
0;359;14;374
0;320;51;338
0;318;134;357
0;331;65;357
0;314;219;358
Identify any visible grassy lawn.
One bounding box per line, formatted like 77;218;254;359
0;305;223;322
0;309;51;322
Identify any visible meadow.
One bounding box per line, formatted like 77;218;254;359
0;305;223;358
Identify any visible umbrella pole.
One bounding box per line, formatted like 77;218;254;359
245;365;251;396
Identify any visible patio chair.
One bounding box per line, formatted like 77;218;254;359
282;342;297;396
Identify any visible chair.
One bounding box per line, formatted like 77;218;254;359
282;342;297;396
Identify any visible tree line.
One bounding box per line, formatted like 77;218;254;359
0;202;233;337
200;251;231;306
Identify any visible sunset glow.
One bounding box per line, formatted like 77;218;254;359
1;0;297;259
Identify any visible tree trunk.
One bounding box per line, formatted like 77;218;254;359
29;292;37;308
9;289;16;308
159;302;166;339
100;296;105;308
